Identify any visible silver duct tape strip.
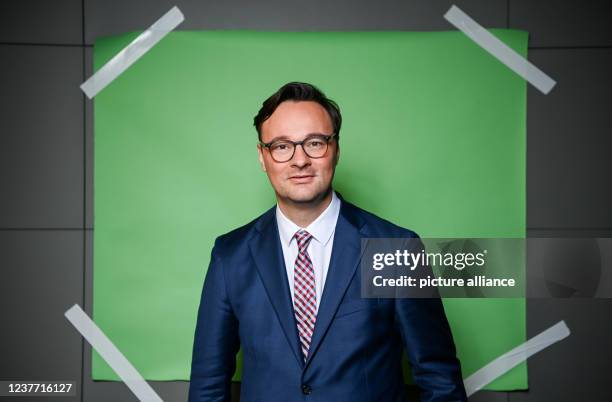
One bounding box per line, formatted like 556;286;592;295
464;320;570;396
64;304;163;402
444;5;556;94
80;6;184;99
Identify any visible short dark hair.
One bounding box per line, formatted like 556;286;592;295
253;82;342;142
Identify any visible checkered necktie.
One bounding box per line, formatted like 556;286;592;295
293;229;316;361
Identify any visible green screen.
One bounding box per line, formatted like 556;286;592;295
93;30;527;390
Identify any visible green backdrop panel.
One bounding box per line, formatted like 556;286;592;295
93;30;527;390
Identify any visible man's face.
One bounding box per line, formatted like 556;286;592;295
257;100;339;205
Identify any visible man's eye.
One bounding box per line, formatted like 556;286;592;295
308;140;324;147
272;143;290;151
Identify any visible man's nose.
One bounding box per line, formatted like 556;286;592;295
291;144;311;166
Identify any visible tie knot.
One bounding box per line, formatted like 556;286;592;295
294;229;313;252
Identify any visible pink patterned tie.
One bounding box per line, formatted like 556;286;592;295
293;229;316;361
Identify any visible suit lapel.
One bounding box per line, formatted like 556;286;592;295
303;199;366;370
249;208;304;368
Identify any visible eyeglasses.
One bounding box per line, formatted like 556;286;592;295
259;133;338;163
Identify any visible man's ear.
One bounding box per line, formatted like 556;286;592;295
257;144;267;172
334;145;340;166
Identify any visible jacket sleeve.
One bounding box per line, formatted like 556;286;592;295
394;235;468;402
188;241;240;402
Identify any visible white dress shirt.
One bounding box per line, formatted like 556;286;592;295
276;191;341;312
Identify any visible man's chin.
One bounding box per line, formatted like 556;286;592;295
283;187;330;205
286;193;318;204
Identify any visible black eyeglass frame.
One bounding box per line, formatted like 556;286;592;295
259;133;338;162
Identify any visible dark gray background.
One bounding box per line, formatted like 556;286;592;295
1;1;611;401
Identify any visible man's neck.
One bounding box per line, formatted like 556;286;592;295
277;189;334;228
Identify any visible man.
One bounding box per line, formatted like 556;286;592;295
188;82;467;402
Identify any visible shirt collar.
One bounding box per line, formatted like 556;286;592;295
276;191;341;247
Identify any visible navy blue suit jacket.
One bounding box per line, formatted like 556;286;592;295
188;195;467;402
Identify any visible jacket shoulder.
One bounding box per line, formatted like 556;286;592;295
342;199;420;239
211;206;275;256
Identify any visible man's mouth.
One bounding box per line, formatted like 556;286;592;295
289;174;315;183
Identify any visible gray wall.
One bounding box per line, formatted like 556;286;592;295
1;1;611;401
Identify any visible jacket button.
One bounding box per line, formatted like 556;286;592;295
301;384;312;395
